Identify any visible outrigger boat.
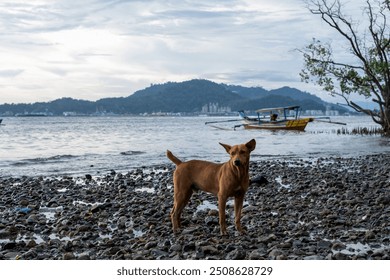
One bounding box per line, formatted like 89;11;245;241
237;106;313;131
205;105;346;131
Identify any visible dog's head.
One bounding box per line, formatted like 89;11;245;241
219;139;256;167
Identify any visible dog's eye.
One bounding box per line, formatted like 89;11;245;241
231;151;236;156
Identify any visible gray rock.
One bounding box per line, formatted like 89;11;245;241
117;216;127;229
63;252;76;260
333;252;350;260
303;255;323;260
151;249;169;259
0;229;11;239
26;214;38;224
78;252;91;260
365;230;375;240
248;249;267;260
201;245;219;255
4;251;20;260
331;242;346;251
2;241;16;250
317;240;332;249
144;241;158;250
170;244;182;252
204;216;218;226
268;248;284;259
226;248;246;260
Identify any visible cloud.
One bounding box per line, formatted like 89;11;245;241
0;69;24;77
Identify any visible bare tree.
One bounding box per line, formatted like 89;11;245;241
300;0;390;135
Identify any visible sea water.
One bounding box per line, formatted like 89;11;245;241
1;115;390;177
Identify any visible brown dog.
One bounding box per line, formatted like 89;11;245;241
166;139;256;236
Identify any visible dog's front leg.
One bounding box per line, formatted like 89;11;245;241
218;194;228;236
234;195;245;234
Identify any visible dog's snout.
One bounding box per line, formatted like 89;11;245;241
234;159;241;166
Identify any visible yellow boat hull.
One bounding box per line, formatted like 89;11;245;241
243;118;313;131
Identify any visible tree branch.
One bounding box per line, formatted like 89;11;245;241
302;0;390;133
350;101;383;125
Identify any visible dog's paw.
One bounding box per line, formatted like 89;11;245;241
220;230;229;236
236;225;247;235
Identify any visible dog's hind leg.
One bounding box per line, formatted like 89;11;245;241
171;187;193;233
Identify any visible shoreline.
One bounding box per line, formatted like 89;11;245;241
0;154;389;260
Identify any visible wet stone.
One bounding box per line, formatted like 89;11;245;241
332;242;346;251
144;241;158;250
226;248;246;260
317;240;332;249
248;249;267;260
63;252;76;260
169;244;182;252
201;245;219;255
151;249;169;259
4;252;20;260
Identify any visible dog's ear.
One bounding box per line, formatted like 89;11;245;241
246;139;256;152
219;142;231;154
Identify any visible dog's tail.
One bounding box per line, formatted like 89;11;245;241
166;150;182;165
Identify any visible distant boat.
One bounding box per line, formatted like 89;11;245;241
237;106;314;131
15;113;48;117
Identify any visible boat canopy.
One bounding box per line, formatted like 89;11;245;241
255;105;300;113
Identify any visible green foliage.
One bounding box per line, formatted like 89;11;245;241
300;38;379;98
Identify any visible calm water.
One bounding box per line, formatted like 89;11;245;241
1;115;390;177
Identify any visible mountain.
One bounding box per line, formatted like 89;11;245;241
0;79;348;115
222;84;269;99
120;80;240;113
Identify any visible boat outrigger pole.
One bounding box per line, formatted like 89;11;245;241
313;118;347;126
204;119;242;125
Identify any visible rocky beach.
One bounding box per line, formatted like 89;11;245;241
0;154;389;260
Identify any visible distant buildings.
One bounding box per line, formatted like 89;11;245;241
304;105;340;116
201;103;231;114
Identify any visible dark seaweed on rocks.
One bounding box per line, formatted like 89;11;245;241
0;154;389;260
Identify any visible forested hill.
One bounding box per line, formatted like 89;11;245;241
0;79;347;115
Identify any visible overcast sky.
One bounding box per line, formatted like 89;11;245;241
0;0;366;104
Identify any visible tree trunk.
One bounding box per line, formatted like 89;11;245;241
383;107;390;136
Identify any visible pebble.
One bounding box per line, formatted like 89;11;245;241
0;154;389;260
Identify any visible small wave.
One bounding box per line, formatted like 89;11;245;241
30;154;77;162
120;150;145;156
12;155;78;166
